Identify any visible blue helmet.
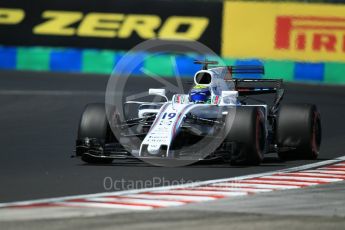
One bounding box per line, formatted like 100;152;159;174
189;85;211;103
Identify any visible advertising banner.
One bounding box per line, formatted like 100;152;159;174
222;2;345;62
0;0;222;53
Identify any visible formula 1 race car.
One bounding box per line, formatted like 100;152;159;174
75;60;322;165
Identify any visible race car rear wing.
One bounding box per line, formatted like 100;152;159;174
229;78;283;96
194;60;264;75
229;78;284;113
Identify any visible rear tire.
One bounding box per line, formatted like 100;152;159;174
225;107;266;165
276;104;321;160
78;103;113;164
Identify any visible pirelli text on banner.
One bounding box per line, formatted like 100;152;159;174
222;2;345;62
0;0;222;53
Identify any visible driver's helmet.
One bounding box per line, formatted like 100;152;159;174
189;85;211;104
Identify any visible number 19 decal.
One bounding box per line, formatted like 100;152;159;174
162;112;176;119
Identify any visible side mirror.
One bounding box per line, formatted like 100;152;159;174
149;88;168;102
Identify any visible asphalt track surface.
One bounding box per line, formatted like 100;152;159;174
0;70;344;203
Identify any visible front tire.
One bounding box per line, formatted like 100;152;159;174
78;103;113;164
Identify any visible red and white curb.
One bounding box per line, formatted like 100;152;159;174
1;157;345;211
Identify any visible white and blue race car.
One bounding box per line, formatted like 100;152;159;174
75;61;321;165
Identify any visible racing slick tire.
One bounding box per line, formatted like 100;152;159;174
78;103;113;164
276;104;321;160
225;107;266;165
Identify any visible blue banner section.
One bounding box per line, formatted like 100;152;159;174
234;59;263;79
175;55;202;77
294;63;324;82
50;49;82;72
0;47;16;69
